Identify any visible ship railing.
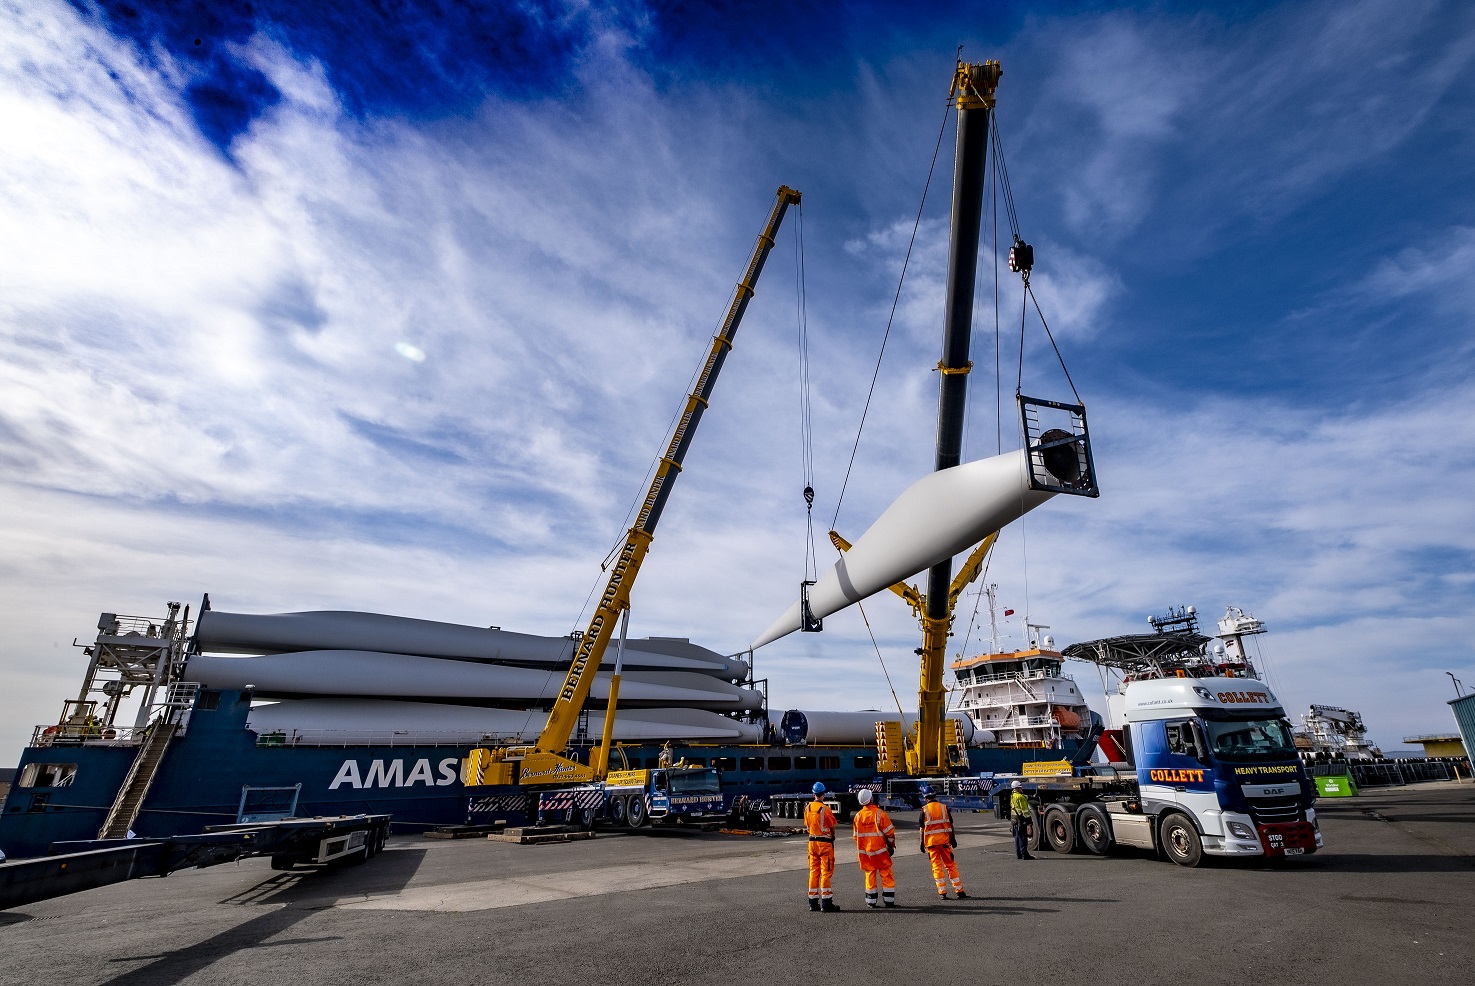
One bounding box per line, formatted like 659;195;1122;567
30;723;148;748
962;669;1075;686
253;728;526;748
977;714;1058;728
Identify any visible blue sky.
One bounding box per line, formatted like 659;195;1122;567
3;0;1474;760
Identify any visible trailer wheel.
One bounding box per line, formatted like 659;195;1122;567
1044;807;1077;854
1160;813;1203;867
609;795;629;828
627;796;649;828
1076;804;1113;856
1026;814;1044;853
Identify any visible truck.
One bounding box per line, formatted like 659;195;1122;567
474;764;729;831
999;674;1322;867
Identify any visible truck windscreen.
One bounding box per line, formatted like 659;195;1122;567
668;770;720;795
1203;718;1297;762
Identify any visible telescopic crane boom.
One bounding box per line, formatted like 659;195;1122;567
465;185;802;789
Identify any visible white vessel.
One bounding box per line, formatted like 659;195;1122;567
948;588;1093;749
1296;705;1382;759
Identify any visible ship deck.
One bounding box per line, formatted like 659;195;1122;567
2;782;1471;984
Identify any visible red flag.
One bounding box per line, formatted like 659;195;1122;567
1003;608;1015;616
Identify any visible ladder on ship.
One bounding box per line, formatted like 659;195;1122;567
97;683;198;839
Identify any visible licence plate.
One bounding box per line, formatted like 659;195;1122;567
1283;847;1304;856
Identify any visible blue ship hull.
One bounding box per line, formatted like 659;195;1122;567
0;689;1081;859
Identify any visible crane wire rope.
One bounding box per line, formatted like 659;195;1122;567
829;93;954;531
794;201;818;582
856;598;909;720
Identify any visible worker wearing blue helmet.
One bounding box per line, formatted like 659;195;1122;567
804;782;840;911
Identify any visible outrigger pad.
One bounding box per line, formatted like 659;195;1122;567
1018;395;1099;497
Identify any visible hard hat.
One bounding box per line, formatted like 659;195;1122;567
1011;780;1023;789
857;788;874;805
812;782;826;795
919;784;934;798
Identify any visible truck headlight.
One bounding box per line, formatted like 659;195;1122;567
1227;821;1255;839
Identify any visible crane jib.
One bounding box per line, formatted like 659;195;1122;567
533;185;800;759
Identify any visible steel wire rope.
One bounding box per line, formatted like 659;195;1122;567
856;599;909;720
794;201;818;582
829;93;954;531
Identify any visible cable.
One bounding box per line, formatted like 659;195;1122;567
856;599;908;720
794;201;818;581
1026;282;1081;404
831;94;954;530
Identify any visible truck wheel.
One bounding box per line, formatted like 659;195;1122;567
576;806;597;831
1160;814;1203;867
1026;816;1044;853
609;795;628;828
1044;807;1077;854
627;796;649;828
269;855;296;871
1076;804;1113;856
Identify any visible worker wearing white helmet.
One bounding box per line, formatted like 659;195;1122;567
1009;780;1034;860
851;788;897;908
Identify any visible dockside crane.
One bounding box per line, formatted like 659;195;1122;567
464;185;802;790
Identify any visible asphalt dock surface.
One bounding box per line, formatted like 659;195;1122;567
3;782;1472;985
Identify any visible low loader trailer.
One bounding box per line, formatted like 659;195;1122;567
0;813;392;911
996;676;1322;867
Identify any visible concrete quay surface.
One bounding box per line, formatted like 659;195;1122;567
2;782;1471;985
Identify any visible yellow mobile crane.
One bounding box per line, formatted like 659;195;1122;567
464;185;801;797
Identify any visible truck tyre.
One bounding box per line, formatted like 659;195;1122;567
269;854;296;871
1160;813;1204;867
609;795;629;828
1044;806;1077;854
1026;815;1044;853
627;795;649;828
1076;804;1113;856
575;806;597;831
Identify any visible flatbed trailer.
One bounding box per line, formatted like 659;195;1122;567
0;814;391;911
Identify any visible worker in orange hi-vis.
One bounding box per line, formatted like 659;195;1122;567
851;788;897;908
804;783;841;912
918;785;966;899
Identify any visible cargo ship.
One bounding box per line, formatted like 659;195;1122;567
0;600;1087;859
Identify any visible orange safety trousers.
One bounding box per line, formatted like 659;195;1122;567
807;842;835;900
926;845;963;895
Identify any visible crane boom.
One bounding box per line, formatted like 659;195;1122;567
482;185;801;787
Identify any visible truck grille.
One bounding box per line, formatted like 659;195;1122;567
1247;798;1303;824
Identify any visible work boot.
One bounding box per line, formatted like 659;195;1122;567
883;902;897;908
809;900;821;912
938;892;948;900
821;899;841;912
955;891;969;899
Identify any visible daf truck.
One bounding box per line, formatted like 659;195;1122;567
1000;675;1322;866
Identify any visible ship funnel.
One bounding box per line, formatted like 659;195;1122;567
751;448;1053;650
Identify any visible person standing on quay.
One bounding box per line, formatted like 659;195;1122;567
852;789;897;908
918;785;966;898
1010;780;1035;860
804;782;840;911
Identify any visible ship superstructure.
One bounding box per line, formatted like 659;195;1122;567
949;590;1093;749
1297;705;1382;759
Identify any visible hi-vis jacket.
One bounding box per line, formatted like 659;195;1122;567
852;804;896;864
920;800;957;849
805;800;837;842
